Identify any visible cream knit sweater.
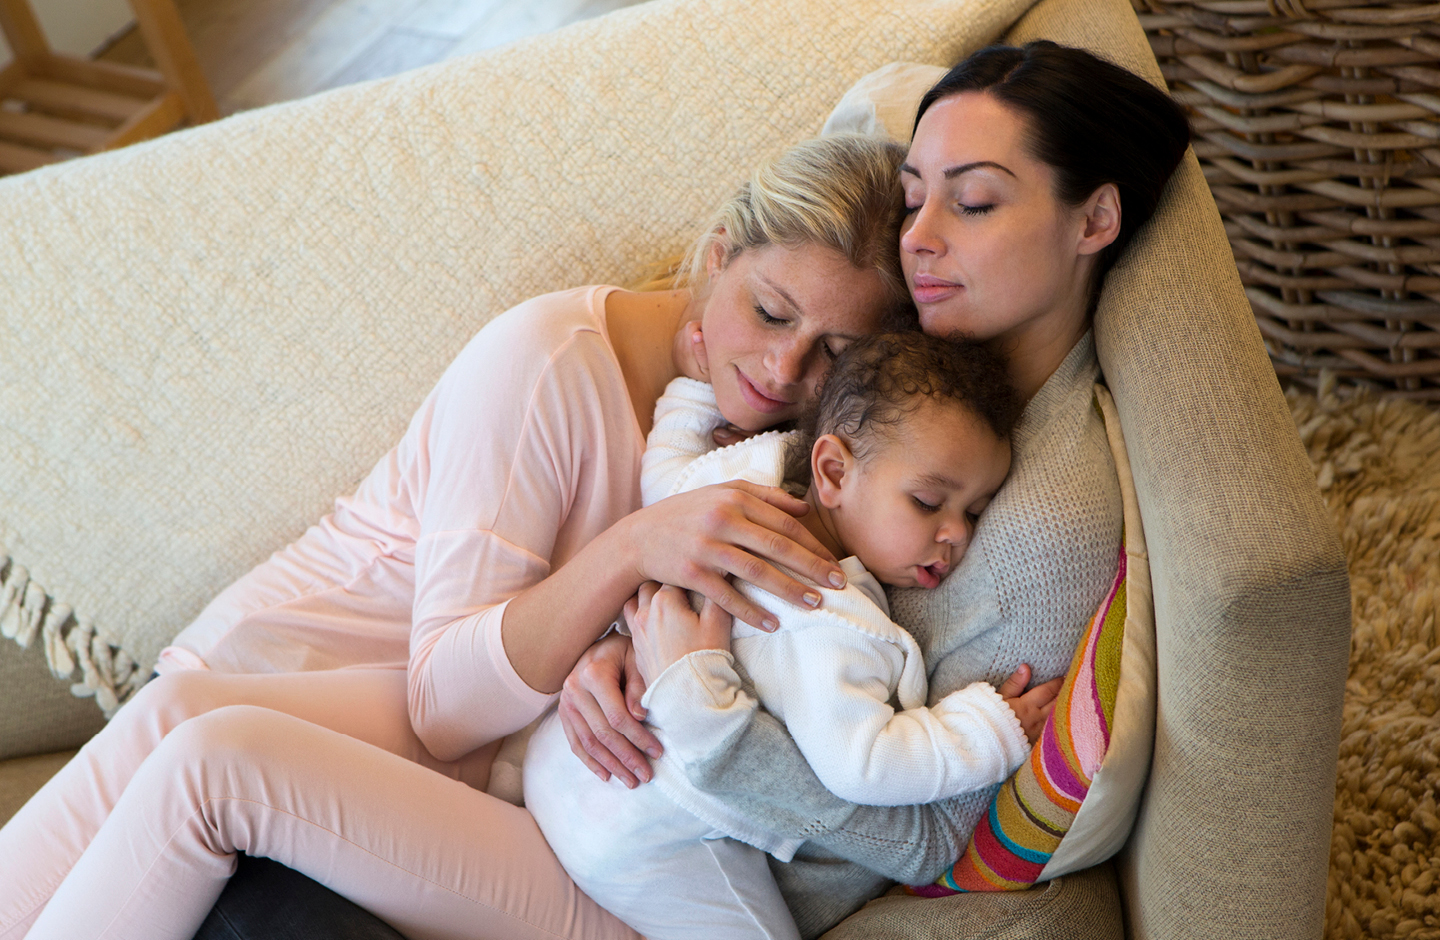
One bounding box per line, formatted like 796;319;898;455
642;333;1122;937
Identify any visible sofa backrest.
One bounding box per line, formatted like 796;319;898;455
0;0;1030;690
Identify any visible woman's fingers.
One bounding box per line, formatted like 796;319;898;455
556;692;619;784
556;634;657;788
686;568;779;632
629;482;847;629
702;487;848;618
711;424;750;448
728;481;839;564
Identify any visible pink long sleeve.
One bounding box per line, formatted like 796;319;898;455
161;286;645;761
397;289;644;760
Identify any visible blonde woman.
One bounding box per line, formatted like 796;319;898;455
0;134;911;940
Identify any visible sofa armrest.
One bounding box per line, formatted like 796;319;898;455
0;641;103;763
1006;1;1351;937
1100;150;1350;940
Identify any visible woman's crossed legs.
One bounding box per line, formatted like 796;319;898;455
0;671;638;940
21;706;639;940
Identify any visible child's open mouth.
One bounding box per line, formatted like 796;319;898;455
915;561;949;589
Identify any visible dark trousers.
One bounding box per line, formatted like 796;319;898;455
193;855;405;940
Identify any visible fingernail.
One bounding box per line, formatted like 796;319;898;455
828;571;845;588
764;616;780;631
803;592;821;609
646;746;662;759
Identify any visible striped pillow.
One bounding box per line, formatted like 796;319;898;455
910;383;1155;894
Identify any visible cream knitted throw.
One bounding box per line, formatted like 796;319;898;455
0;0;1033;714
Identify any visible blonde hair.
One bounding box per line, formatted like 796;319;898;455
643;135;913;323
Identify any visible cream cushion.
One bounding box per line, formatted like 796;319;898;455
0;0;1036;713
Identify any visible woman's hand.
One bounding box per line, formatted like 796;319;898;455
996;664;1064;745
621;481;845;633
557;632;662;788
627;582;733;685
711;424;756;448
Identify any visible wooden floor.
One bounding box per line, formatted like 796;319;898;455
97;0;648;115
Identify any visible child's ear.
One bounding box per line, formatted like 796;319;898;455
811;435;854;509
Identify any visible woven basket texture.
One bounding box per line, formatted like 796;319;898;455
1137;0;1440;400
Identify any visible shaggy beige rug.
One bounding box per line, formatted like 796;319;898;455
1291;380;1440;940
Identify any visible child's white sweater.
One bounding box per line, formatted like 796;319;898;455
636;378;1028;848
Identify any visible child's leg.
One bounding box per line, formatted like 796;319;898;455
579;833;801;940
22;706;638;940
0;669;494;937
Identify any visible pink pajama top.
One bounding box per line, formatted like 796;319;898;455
160;286;644;761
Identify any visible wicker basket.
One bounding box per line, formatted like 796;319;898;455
1136;0;1440;400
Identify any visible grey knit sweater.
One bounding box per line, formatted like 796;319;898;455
643;333;1122;938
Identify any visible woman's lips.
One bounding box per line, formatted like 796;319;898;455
735;369;790;415
910;274;962;306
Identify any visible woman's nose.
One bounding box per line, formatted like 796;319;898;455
901;200;942;256
766;341;807;386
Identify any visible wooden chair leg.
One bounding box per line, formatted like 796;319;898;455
0;0;50;71
1;0;215;175
126;0;218;124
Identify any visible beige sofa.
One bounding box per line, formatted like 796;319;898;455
0;0;1349;936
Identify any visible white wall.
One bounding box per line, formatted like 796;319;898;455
1;0;135;65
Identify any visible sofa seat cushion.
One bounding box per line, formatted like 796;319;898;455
820;863;1123;940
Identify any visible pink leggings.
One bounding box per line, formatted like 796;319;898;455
0;670;641;940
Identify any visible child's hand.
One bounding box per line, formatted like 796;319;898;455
678;320;709;381
996;664;1063;745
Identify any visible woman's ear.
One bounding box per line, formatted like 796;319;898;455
1077;183;1121;257
705;228;731;280
811;435;854;509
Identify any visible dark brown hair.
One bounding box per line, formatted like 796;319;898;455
915;41;1191;303
785;331;1021;483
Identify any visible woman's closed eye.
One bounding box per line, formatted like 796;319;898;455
959;203;995;217
754;304;787;326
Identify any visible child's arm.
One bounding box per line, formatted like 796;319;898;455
730;587;1033;807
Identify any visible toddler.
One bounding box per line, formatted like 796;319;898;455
524;331;1058;940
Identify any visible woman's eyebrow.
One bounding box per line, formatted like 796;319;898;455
899;160;1016;180
757;274;801;313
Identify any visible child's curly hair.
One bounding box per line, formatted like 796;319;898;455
784;332;1022;485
